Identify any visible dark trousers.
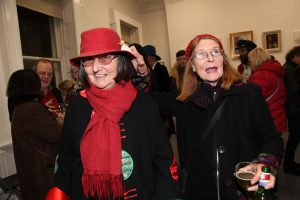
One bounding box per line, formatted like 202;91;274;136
284;114;300;167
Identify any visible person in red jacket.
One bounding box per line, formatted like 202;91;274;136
248;47;287;134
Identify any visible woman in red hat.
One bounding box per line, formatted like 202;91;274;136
139;34;284;199
45;28;182;200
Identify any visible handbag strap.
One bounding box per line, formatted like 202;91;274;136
266;79;280;102
198;97;228;145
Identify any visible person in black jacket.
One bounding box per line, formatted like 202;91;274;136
143;44;175;137
131;34;284;199
283;46;300;176
45;27;182;200
143;45;170;92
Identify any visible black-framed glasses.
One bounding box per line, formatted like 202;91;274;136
81;54;117;67
194;49;224;60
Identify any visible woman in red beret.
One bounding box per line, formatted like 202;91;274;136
143;34;284;199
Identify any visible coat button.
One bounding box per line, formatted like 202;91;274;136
218;145;226;154
224;178;232;186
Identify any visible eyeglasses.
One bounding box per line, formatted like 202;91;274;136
194;49;224;60
37;71;53;77
81;55;117;67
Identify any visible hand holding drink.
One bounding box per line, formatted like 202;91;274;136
234;162;276;200
234;162;256;190
252;165;275;200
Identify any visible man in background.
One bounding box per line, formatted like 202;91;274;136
170;50;187;90
143;45;170;92
283;46;300;176
236;39;257;83
33;59;63;112
70;65;84;95
143;45;174;137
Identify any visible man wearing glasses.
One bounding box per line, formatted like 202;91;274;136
33;59;63;115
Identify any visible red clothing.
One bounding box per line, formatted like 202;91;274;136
40;91;59;108
237;63;244;74
249;60;287;133
40;91;60;117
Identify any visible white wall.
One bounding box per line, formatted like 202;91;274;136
141;7;171;68
74;0;142;34
164;0;300;68
0;0;23;148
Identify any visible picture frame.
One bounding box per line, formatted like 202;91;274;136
262;30;282;53
229;31;253;59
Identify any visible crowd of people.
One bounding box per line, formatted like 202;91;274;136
5;26;300;199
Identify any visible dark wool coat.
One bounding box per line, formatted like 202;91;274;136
284;60;300;116
55;91;182;200
153;62;170;92
153;83;283;200
249;60;287;133
11;101;61;200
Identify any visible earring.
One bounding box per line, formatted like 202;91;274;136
192;66;196;72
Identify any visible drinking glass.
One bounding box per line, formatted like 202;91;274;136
234;162;255;200
56;103;67;113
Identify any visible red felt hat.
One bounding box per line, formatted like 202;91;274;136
70;28;134;67
185;34;223;60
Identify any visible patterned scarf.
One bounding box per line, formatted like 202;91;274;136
80;81;136;199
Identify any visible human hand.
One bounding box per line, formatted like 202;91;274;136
244;163;276;191
55;112;65;126
44;99;56;112
129;46;149;76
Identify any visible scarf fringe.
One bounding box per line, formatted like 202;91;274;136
82;173;123;199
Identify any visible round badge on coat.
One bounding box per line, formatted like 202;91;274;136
121;150;134;180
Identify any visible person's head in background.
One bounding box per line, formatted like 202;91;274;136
176;50;187;70
6;69;41;121
285;46;300;66
70;65;79;82
236;39;257;65
70;28;134;90
178;34;241;101
33;59;55;95
143;45;161;68
270;55;275;60
58;80;75;100
248;48;272;71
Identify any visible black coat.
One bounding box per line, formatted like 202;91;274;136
153;83;283;200
283;60;300;115
153;62;170;92
55;91;182;199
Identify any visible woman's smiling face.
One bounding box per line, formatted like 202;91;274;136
83;55;118;90
192;39;224;86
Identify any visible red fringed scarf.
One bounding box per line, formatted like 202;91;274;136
80;81;136;199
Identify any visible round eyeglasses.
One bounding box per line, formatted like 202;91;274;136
81;55;117;67
194;49;224;60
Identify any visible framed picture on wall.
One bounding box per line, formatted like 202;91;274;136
229;31;253;59
262;30;282;53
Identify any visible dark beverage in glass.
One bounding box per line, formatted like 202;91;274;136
235;171;255;190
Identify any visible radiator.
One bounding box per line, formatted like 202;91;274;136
0;145;16;178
